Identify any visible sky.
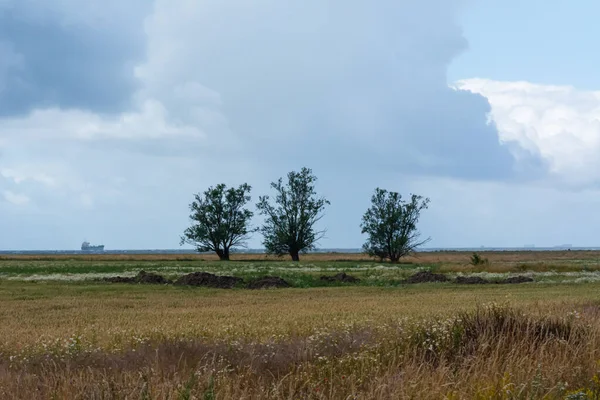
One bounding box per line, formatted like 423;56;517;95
1;0;600;250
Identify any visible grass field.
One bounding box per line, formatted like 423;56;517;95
2;251;600;398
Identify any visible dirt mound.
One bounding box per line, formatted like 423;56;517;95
320;272;360;283
455;276;490;284
103;276;137;283
103;270;171;284
137;271;171;284
405;271;450;284
500;276;534;284
246;276;291;289
174;272;243;289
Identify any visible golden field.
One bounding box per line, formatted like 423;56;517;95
0;280;598;348
1;251;600;398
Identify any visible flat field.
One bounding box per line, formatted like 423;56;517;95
2;251;600;399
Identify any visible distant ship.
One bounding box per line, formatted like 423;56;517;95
81;241;105;252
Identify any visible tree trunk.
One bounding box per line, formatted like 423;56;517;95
216;248;230;261
290;250;300;262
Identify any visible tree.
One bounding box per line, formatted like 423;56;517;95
256;167;330;261
360;188;430;263
180;183;255;261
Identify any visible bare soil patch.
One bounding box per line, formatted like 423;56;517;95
246;276;291;289
174;272;243;289
500;276;535;284
455;276;490;284
405;271;450;284
320;272;360;283
103;271;171;284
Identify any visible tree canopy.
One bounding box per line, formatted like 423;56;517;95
256;167;330;261
181;183;255;261
360;188;430;263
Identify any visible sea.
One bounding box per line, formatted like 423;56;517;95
1;246;599;255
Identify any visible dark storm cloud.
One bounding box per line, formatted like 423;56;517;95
142;0;520;180
385;88;516;180
0;1;150;116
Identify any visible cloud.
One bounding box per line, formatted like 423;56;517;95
1;168;56;186
3;190;30;205
134;0;515;179
0;40;23;91
0;0;515;177
0;0;557;250
455;78;600;187
0;0;151;116
0;100;205;141
405;176;600;248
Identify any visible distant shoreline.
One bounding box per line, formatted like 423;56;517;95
0;246;593;255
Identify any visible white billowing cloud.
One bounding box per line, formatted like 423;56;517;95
3;190;30;205
455;78;600;186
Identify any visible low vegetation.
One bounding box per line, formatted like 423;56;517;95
2;251;600;398
470;252;490;266
2;287;600;398
2;250;600;285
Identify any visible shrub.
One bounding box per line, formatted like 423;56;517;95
470;252;489;266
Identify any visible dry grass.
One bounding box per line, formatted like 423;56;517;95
2;262;600;398
1;290;600;398
3;249;600;264
0;252;376;262
0;281;598;348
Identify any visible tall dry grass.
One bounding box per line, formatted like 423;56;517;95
3;282;600;348
1;303;600;399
